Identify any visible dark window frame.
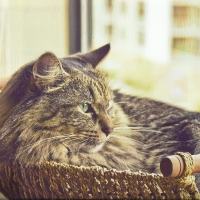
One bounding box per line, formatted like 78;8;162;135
68;0;92;54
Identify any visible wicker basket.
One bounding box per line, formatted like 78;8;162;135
0;152;199;199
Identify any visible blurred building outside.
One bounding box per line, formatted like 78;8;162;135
93;0;200;64
92;0;200;111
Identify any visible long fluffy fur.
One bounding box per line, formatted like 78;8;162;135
1;46;200;188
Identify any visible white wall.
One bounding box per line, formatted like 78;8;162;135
0;0;68;77
144;0;172;65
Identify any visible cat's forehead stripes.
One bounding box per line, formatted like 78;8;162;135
71;73;111;104
89;78;112;104
61;58;112;104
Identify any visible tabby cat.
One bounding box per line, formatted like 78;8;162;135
0;44;200;187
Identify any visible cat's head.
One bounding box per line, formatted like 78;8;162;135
32;44;113;148
0;44;128;164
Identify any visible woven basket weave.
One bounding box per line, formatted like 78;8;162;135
0;152;199;199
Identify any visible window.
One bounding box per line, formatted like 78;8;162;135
105;0;113;12
173;6;189;27
173;5;200;28
172;37;200;55
137;1;145;20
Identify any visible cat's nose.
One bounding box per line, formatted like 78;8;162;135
101;126;113;136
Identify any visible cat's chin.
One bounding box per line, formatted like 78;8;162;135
88;134;111;153
88;142;105;153
79;140;106;154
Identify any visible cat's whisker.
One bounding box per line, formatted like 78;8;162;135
18;134;76;149
19;135;84;161
114;126;163;134
114;129;162;134
110;134;146;146
114;122;150;127
110;133;167;150
18;140;50;156
59;137;87;146
115;101;129;104
18;134;78;156
49;135;90;152
113;122;129;127
75;139;90;153
39;134;86;160
75;139;88;153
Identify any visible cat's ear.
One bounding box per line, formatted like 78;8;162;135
81;44;110;68
33;52;65;89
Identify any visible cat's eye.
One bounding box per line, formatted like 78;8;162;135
79;103;91;113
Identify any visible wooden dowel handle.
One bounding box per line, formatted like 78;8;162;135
160;154;200;177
